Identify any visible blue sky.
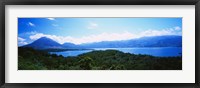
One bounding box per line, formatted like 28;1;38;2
18;18;182;46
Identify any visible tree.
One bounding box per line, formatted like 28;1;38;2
79;56;93;70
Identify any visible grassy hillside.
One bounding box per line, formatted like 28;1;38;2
18;47;182;70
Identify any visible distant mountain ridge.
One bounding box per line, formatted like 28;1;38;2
21;35;182;50
81;35;182;48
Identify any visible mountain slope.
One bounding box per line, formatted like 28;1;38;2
62;42;78;48
23;37;63;49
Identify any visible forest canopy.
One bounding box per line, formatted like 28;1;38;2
18;47;182;70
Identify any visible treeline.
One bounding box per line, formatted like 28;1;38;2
18;47;182;70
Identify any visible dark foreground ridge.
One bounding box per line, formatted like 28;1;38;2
18;47;182;70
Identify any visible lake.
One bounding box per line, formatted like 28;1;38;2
49;47;182;57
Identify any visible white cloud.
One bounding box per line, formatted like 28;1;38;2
47;18;55;20
28;22;35;27
174;26;181;31
29;32;135;44
18;37;28;46
28;31;37;34
87;22;98;29
139;29;174;37
18;37;25;41
19;42;28;45
29;26;181;45
138;26;182;37
30;33;73;44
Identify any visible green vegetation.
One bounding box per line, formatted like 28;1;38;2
18;47;182;70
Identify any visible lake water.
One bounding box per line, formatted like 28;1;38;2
49;47;182;57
